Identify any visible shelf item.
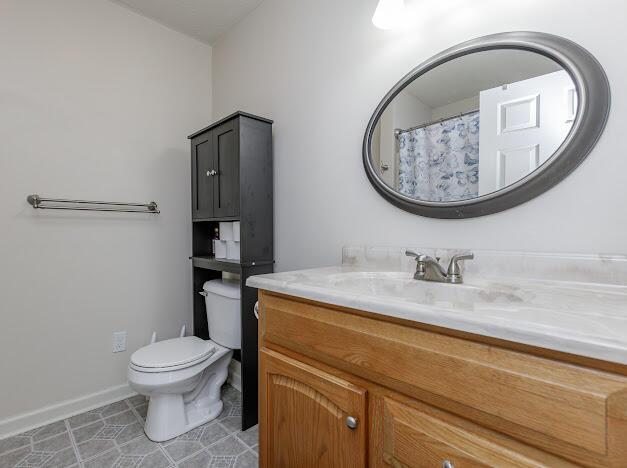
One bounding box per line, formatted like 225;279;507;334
233;222;240;241
227;241;240;261
219;222;234;240
213;240;227;258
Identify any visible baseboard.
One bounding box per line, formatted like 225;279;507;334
0;383;136;440
227;359;242;392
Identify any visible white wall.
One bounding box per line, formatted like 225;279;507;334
392;90;433;130
0;0;211;432
211;0;627;271
432;95;480;120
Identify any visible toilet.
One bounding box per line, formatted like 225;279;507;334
127;279;240;442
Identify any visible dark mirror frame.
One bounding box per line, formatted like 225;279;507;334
363;31;610;219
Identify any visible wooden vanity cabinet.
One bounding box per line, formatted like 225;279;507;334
258;290;627;467
260;349;367;467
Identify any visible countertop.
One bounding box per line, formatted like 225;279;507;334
247;249;627;365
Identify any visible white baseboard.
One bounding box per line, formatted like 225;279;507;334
227;359;241;392
0;383;136;440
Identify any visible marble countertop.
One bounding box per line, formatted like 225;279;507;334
247;247;627;365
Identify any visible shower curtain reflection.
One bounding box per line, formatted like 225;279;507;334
398;111;480;202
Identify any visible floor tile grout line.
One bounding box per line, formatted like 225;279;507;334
234;431;257;451
167;429;241;466
77;444;119;465
0;418;93;454
82;431;146;462
65;418;85;468
157;443;177;466
0;443;31;459
124;398;145;426
73;423;149;464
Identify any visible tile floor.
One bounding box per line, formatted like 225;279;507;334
0;385;257;468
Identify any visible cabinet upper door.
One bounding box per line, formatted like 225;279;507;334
191;133;214;219
260;349;367;468
212;120;239;218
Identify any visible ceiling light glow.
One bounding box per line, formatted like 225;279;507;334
372;0;406;30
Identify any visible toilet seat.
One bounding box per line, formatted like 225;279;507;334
130;336;218;373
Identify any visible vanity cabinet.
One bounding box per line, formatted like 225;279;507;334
260;349;367;467
257;291;627;467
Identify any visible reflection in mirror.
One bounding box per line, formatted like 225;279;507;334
370;50;577;202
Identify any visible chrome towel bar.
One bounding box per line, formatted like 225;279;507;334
26;194;160;214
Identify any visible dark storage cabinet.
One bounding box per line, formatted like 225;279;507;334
188;111;274;431
191;119;239;219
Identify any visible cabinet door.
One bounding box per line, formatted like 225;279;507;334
260;349;367;468
212;120;239;218
191;133;214;219
370;395;576;468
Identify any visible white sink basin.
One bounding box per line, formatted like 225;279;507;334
325;271;530;307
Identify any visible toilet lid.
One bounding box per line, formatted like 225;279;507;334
130;336;215;369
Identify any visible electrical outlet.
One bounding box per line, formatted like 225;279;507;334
113;331;127;353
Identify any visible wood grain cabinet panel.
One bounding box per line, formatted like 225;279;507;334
259;348;367;468
259;291;627;466
370;395;578;467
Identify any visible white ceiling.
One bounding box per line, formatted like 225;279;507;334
109;0;264;44
405;50;562;109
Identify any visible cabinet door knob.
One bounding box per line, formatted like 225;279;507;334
442;461;454;468
345;416;358;429
206;170;217;176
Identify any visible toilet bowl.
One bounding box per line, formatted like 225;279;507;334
127;279;241;442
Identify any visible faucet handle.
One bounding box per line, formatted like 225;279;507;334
405;250;424;260
447;252;474;278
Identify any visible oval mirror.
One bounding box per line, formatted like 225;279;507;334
363;32;610;218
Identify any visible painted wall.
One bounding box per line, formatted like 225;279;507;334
432;95;480;120
211;0;627;272
0;0;211;432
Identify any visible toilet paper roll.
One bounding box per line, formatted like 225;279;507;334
219;222;234;240
226;240;240;261
213;239;227;258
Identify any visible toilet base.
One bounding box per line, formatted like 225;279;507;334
144;398;224;442
141;351;232;442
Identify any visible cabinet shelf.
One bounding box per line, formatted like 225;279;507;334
192;256;242;273
192;216;239;223
191;256;273;273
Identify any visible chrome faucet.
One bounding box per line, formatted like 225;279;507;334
405;250;474;284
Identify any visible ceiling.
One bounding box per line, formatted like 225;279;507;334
109;0;264;44
405;49;562;109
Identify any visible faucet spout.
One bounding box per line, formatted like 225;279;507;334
405;250;473;284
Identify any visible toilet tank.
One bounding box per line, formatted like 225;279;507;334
202;279;241;349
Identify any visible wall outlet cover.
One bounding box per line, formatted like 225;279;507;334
113;331;127;353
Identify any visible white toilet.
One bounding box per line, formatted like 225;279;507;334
127;279;241;442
